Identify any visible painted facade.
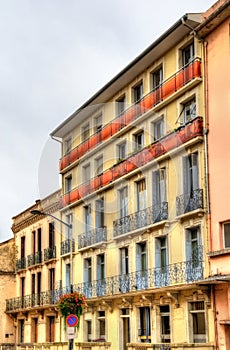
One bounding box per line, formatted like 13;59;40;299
50;12;213;350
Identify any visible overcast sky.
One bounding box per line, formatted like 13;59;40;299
0;0;215;242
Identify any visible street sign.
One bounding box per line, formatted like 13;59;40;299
66;314;79;327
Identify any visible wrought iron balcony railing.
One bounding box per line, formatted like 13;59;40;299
6;251;203;312
59;58;202;172
27;251;42;267
78;227;107;250
113;203;168;237
60;117;203;208
16;257;26;271
60;239;75;255
44;246;56;261
176;188;204;216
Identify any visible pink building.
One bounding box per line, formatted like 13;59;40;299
197;1;230;349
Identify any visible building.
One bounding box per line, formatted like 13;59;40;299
0;238;15;347
196;1;230;349
6;190;64;346
50;10;214;350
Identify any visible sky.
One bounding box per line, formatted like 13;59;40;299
0;0;216;242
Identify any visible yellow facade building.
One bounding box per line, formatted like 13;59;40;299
50;12;213;350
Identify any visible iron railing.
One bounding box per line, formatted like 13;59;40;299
27;251;42;267
78;227;107;249
60;239;75;255
113;203;168;237
6;252;203;312
44;246;56;261
176;188;203;216
15;257;26;271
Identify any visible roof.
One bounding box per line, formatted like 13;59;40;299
50;13;202;139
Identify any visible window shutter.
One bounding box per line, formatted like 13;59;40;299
136;244;141;271
183;156;190;194
186;231;192;261
121;248;127;274
155;239;161;268
160;168;166;202
191;153;199;190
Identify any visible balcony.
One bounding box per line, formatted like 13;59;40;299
6;253;203;312
16;257;26;271
60;239;75;255
176;188;204;216
78;227;107;250
27;251;42;267
113;203;168;238
44;246;56;261
60;117;203;209
59;58;202;172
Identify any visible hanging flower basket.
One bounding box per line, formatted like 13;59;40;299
56;291;87;329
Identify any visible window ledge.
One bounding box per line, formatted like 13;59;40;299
208;248;230;257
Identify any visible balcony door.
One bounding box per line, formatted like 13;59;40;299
183;153;199;211
155;236;169;287
97;254;106;296
186;228;203;281
120;247;129;293
136;242;148;290
84;258;92;298
152;168;166;221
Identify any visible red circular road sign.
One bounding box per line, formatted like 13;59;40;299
66;314;79;327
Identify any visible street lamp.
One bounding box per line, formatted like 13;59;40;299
30;209;75;350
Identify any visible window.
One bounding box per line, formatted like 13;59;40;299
136;242;148;289
84;258;92;298
120;247;129;275
182;42;194;66
95;198;104;228
182;98;196;124
152;168;166;220
134;131;144;151
66;263;71;291
18;319;25;343
49;268;55;290
49;222;55;248
31;318;38;343
153;117;164;141
82;123;90;141
155;237;169;286
186;227;203;281
183;153;199;195
121;309;130;345
137;179;147;211
119;187;128;218
139;307;151;343
133;82;143;103
21;236;25;259
47;316;55;342
223;222;230;248
116;95;126;116
65;214;73;241
97;311;106;340
84;205;92;233
152;66;163;89
95;156;103;176
64;137;72;155
86;320;92;341
120;247;129;293
97;254;106;296
65;175;72;193
160;305;170;343
94;114;102;133
37;228;42;262
83;163;91;183
189;301;206;343
117;142;126;161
